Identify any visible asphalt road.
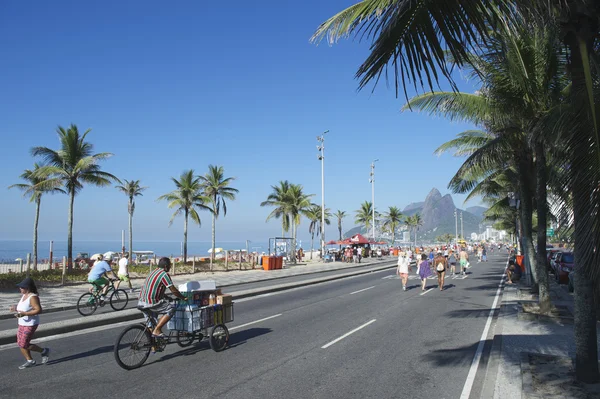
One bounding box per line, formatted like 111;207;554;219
0;253;506;399
0;261;398;329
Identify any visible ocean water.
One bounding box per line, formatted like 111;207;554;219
0;240;274;263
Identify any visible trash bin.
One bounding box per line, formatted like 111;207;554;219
276;256;283;269
262;256;271;271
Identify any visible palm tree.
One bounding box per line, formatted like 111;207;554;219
334;210;347;249
283;184;314;263
312;1;600;382
307;205;332;260
355;201;375;235
115;180;147;262
157;170;211;263
260;180;292;238
382;206;403;245
31;124;118;268
411;214;423;247
9;163;65;270
199;165;238;271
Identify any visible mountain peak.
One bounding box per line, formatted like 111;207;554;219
425;188;442;202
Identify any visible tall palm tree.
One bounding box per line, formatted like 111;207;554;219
334;210;347;249
283;184;314;263
115;180;147;262
382;206;403;245
9;163;65;270
199;165;238;271
157;170;211;263
31;124;118;268
312;1;600;381
411;214;423;247
355;201;375;235
261;180;292;238
307;205;332;260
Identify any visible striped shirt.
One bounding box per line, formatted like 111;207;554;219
138;268;174;305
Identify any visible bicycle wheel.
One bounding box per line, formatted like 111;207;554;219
110;289;129;311
76;292;98;316
176;331;195;347
209;324;229;352
114;324;152;370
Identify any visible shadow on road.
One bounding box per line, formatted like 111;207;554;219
422;340;483;366
48;345;114;365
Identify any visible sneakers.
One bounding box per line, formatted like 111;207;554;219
41;348;50;364
403;286;407;291
19;360;36;369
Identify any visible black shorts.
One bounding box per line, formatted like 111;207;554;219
436;269;445;275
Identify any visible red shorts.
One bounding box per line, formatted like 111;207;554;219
17;324;38;348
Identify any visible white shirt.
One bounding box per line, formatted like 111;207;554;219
397;256;410;274
118;257;129;276
17;294;39;326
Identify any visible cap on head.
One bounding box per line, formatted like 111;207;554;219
16;277;35;290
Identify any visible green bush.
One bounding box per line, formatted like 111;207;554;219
0;268;90;288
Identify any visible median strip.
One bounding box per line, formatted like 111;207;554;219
321;319;376;349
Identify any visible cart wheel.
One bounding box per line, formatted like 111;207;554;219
114;324;152;370
176;331;195;347
209;324;229;352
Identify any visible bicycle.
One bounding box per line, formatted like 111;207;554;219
113;298;232;370
76;279;129;316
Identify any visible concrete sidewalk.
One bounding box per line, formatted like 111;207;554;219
490;278;600;398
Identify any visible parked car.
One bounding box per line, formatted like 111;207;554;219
551;251;574;284
546;248;561;271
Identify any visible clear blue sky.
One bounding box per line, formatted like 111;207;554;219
0;0;480;244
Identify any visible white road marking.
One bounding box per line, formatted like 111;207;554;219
349;286;376;295
0;320;137;352
381;275;396;280
228;314;282;331
420;288;434;296
460;266;506;399
321;319;377;349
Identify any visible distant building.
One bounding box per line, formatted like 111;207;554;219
403;232;410;242
476;225;508;242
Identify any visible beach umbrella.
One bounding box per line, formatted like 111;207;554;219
90;253;103;260
103;251;118;260
208;248;224;254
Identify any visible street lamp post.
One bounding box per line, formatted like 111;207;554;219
317;130;329;259
454;209;459;249
369;159;379;242
460;211;464;241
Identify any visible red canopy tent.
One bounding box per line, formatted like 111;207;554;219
325;240;338;245
349;234;370;245
337;238;353;245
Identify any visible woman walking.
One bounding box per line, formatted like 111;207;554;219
9;278;49;369
434;252;448;291
397;251;410;291
418;254;432;291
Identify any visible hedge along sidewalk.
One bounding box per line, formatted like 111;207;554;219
0;257;396;320
0;260;399;345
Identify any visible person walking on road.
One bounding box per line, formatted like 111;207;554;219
459;248;469;275
434;252;448;291
117;253;134;293
417;254;432;291
397;251;410;291
448;250;458;275
9;278;50;369
482;246;488;262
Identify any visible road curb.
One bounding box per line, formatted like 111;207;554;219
0;262;397;345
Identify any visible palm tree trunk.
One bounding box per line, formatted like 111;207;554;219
183;208;188;263
33;196;40;271
567;25;600;383
534;141;551;312
67;188;75;270
291;218;297;263
128;199;133;262
210;212;216;272
517;153;538;289
392;228;395;247
310;231;314;260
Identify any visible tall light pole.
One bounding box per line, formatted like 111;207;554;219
454;208;459;249
460;211;464;241
317;130;329;259
369;159;379;241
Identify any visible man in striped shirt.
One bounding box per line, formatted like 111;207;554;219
138;257;186;337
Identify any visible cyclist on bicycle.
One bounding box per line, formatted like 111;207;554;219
137;257;186;338
87;254;119;302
